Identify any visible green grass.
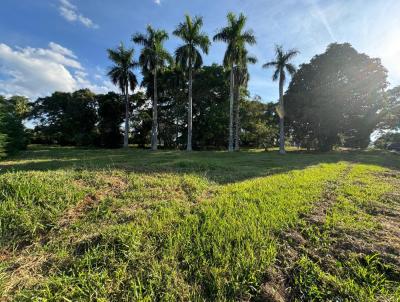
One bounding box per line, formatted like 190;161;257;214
292;165;400;301
0;146;399;301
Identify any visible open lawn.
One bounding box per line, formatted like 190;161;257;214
0;146;399;301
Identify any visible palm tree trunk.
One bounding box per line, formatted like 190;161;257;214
234;68;240;151
228;67;234;152
279;73;285;154
187;64;193;151
123;85;129;148
151;69;158;151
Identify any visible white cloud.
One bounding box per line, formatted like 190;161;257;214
58;0;98;29
154;0;161;5
0;43;114;99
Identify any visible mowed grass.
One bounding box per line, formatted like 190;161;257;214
0;146;399;301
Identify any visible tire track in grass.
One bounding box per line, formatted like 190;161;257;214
260;163;400;302
259;163;353;301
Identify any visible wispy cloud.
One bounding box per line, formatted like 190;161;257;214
154;0;161;5
308;0;336;41
58;0;99;29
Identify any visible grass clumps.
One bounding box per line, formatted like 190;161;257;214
0;171;87;247
1;147;400;301
294;253;400;301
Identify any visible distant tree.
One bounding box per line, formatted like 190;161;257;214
213;12;256;151
263;45;299;154
31;89;98;146
0;95;28;157
240;97;279;150
133;26;173;150
107;43;138;148
233;50;257;151
285;43;387;151
154;68;186;148
96;92;124;148
192;64;230;148
173;14;210;151
377;86;400;132
374;132;400;149
140;64;230;149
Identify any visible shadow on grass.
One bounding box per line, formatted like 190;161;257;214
1;145;399;184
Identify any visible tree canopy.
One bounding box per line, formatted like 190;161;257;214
285;43;388;151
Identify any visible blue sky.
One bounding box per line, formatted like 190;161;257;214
0;0;399;102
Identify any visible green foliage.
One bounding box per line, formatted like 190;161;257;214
107;43;138;94
173;14;210;71
30;90;147;148
378;86;400;131
374;132;400;149
133;25;173;75
107;43;138;147
286;43;388;151
0;95;28;157
96;92;124;148
31;89;98;146
213;12;256;69
140;64;231;149
240;97;279;149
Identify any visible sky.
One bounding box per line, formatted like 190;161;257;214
0;0;399;102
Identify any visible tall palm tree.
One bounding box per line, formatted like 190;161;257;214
213;12;256;152
234;51;257;151
173;14;210;151
263;45;299;154
132;25;173;150
107;43;138;148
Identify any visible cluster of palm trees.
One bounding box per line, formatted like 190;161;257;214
107;12;298;154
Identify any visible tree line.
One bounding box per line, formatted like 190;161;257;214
1;13;399;157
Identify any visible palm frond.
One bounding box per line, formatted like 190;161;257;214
262;61;277;69
285;63;297;76
272;68;280;81
241;30;256;45
283;48;299;61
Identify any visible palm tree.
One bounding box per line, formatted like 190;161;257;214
173;14;210;151
234;51;257;151
132;25;173;150
263;45;299;154
213;12;256;152
107;43;138;148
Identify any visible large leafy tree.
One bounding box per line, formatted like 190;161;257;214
213;12;256;152
173;14;210;151
107;43;138;148
133;25;173;150
285;43;387;151
263;45;299;154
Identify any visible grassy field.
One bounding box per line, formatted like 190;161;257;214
0;146;399;301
